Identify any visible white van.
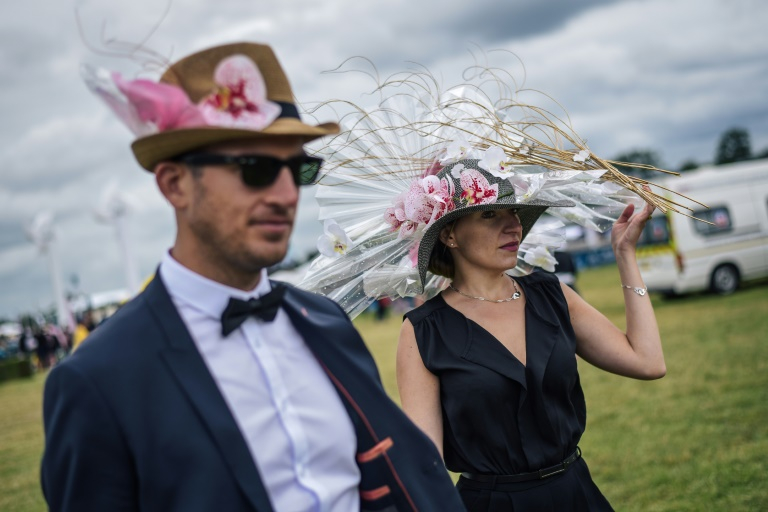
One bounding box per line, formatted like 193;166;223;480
637;158;768;296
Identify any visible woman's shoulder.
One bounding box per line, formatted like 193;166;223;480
403;293;449;326
517;271;571;319
517;270;561;287
517;271;569;306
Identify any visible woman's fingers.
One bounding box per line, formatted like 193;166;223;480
617;202;636;224
640;185;656;219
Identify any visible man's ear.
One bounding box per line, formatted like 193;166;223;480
155;162;193;209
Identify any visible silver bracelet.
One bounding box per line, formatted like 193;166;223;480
621;284;647;296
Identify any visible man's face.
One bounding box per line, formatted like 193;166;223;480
178;136;304;278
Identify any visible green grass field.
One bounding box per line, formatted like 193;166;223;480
1;264;766;511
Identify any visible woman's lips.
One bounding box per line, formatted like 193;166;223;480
500;241;519;251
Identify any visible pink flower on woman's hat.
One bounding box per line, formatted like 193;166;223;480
404;180;434;226
384;175;456;239
384;191;408;234
422;175;455;224
459;168;498;205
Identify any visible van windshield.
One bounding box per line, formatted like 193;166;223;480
638;215;671;246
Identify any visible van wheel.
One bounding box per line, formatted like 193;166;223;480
710;265;739;295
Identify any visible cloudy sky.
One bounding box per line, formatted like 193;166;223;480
1;0;766;319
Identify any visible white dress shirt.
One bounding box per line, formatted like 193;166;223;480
159;252;361;512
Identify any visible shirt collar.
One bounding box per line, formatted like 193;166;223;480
159;251;271;319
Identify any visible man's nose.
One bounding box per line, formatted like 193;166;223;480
265;166;299;206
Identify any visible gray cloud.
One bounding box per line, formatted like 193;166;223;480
1;0;767;317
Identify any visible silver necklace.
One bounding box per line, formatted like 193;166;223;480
448;276;521;302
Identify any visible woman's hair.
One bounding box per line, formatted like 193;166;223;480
428;221;457;278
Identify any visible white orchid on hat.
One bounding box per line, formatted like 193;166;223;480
298;56;694;318
317;220;353;258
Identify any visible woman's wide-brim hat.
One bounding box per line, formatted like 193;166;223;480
416;159;573;288
297;55;693;318
83;42;340;171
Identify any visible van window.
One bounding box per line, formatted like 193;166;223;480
692;206;732;235
639;216;671;246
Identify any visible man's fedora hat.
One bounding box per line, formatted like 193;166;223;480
83;42;340;171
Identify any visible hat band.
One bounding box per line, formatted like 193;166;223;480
276;101;300;120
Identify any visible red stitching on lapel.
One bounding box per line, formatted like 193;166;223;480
360;485;391;501
357;437;394;463
317;361;419;512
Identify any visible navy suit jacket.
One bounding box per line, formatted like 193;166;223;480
41;275;464;511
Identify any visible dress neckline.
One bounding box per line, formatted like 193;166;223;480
436;291;528;369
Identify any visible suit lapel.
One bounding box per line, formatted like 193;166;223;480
280;288;381;444
282;289;373;392
143;276;274;512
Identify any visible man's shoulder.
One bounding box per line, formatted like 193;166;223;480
70;292;158;363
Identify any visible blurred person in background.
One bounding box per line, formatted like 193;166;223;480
70;310;94;352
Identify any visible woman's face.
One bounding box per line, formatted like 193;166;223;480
441;208;523;274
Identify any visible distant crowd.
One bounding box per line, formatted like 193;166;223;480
0;311;101;371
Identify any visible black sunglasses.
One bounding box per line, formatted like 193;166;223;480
177;153;324;187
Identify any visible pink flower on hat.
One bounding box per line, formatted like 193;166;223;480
199;55;281;129
421;159;444;178
384;175;455;239
422;175;456;224
459;168;498;205
384;191;407;232
112;73;206;132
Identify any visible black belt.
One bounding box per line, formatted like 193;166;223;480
461;447;582;484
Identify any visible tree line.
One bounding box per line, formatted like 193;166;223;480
614;127;768;180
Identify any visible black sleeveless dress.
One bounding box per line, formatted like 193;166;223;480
404;272;613;511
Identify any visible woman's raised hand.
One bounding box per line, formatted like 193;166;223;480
611;186;656;256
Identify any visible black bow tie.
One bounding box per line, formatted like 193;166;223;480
220;284;286;337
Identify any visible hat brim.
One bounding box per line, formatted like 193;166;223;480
131;118;340;171
417;200;565;291
415;158;575;291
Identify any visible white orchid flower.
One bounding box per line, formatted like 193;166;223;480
439;139;473;164
317;219;353;258
509;174;544;202
450;163;465;179
478;146;514;178
522;246;558;272
573;149;590;163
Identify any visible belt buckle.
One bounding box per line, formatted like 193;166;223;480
538;463;566;479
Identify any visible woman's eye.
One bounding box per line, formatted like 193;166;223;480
481;211;495;219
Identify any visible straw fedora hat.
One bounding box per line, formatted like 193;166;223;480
85;42;340;171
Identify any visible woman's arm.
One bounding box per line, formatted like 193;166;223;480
396;319;444;457
565;197;666;380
